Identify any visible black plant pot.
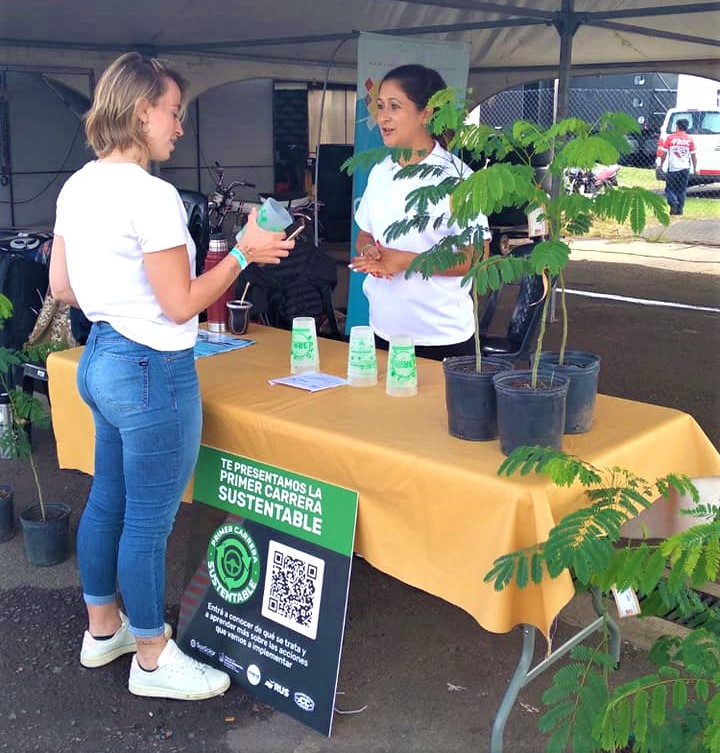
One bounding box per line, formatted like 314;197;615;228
493;369;570;455
19;502;71;566
443;356;513;441
0;485;15;543
534;351;601;434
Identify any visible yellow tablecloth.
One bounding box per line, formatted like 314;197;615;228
47;326;720;638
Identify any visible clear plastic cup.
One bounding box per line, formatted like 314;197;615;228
347;326;377;387
386;335;417;397
235;196;292;242
226;300;253;335
290;316;320;374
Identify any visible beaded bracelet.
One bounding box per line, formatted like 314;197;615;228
230;246;249;270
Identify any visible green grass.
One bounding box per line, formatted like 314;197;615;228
580;166;719;238
618;166;665;191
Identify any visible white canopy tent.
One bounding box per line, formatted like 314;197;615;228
1;1;718;226
1;0;719;102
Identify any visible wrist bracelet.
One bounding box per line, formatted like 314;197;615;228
230;246;249;269
359;242;376;257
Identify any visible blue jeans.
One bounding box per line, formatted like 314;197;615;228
76;322;201;637
665;169;690;214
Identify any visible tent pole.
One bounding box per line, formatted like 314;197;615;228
549;0;580;323
313;37;353;247
554;0;578;126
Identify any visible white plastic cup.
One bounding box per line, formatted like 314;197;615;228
347;326;377;387
236;196;292;242
386;335;417;397
290;317;320;374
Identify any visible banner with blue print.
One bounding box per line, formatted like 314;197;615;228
345;32;471;333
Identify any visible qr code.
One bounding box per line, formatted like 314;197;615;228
261;540;325;640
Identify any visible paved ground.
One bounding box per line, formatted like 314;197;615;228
1;224;718;753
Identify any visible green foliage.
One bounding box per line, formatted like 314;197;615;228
340;146;415;175
22;341;68;367
593;186;670;234
341;87;669;374
529;240;571;276
540;643;615;753
596;629;720;753
486;446;720;752
448;162;539;220
0;301;58;520
0;294;11;322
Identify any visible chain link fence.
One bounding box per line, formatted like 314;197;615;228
475;86;719;200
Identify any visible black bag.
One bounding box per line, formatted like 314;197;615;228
0;252;49;350
236;241;339;334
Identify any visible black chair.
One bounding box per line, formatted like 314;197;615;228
478;243;551;366
236;239;340;338
178;188;211;277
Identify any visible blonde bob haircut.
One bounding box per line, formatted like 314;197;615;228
85;51;187;159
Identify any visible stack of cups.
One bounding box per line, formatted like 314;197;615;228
386;335;418;397
347;326;377;387
290;317;320;374
235;196;292;243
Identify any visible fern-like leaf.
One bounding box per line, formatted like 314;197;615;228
593;186;670;231
0;294;12;322
340;147;390;175
530;240;571;275
555;135;619;171
650;683;667;727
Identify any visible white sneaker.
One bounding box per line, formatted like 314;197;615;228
80;612;172;668
128;639;231;700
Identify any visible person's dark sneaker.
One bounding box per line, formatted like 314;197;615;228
80;612;172;668
128;639;231;700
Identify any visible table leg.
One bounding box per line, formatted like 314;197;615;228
490;596;621;753
490;625;536;753
590;586;621;665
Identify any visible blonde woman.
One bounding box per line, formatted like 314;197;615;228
49;52;294;700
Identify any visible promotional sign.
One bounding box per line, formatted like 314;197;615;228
178;446;359;736
346;31;471;332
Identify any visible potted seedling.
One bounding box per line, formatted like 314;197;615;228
343;90;533;441
0;294;71;566
485;445;720;753
346;89;669;449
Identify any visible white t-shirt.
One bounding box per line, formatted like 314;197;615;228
658;132;697;172
355;142;490;346
54;161;197;351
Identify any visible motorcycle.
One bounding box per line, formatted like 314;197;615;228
207;161;257;236
208;161;321;245
564;164;620;196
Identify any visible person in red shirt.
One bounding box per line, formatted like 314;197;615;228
656;118;698;216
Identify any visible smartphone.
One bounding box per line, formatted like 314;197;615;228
284;219;306;242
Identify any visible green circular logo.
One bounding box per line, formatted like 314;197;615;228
389;346;416;383
207;523;260;604
292;331;315;361
349;340;376;370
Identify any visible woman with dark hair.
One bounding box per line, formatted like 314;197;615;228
350;64;490;361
